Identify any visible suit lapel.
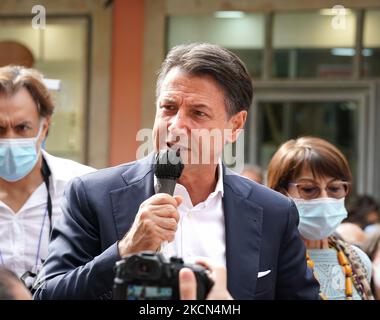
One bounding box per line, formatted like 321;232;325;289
223;168;263;299
109;158;263;298
110;155;155;239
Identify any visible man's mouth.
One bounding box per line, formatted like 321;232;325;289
166;142;190;152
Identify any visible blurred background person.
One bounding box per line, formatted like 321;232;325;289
0;267;31;300
345;195;380;230
267;136;374;300
240;163;264;184
335;222;367;247
365;223;380;235
0;66;95;289
361;230;380;299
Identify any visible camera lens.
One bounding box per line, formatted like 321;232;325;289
138;262;150;274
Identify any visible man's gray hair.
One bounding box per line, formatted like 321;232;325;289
156;43;253;117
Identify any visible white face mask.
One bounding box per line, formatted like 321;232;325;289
293;197;348;240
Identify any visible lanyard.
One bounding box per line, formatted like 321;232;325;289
41;156;52;235
0;206;48;273
34;207;49;271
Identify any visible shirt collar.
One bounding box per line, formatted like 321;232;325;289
153;159;224;197
214;158;224;197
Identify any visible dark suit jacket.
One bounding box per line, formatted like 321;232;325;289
33;154;319;300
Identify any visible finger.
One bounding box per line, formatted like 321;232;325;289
179;268;197;300
153;226;176;243
148;204;180;222
174;195;183;207
194;257;214;271
194;257;226;282
141;193;179;207
151;216;178;231
195;258;227;292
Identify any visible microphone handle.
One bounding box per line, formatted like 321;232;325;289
156;177;178;256
156;178;176;195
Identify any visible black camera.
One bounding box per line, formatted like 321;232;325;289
113;251;214;300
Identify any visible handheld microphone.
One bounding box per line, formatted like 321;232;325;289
154;148;184;195
154;148;184;256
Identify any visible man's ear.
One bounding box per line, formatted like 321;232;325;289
226;110;247;143
41;116;51;139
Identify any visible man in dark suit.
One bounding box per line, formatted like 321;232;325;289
34;43;319;300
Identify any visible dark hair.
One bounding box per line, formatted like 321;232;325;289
0;267;21;300
346;195;380;229
0;65;54;118
156;43;253;117
267;136;352;195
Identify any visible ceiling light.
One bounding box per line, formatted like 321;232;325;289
320;7;352;16
214;11;245;19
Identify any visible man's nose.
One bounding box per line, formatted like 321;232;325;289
168;110;188;132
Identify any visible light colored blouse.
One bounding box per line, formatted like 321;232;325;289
309;246;372;300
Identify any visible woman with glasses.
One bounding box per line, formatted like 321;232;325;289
267;136;374;300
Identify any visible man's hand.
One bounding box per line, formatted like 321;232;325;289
179;258;233;300
118;194;182;257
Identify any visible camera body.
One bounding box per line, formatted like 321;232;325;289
113;251;214;300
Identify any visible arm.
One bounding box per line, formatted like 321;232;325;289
275;199;320;300
33;177;120;300
34;178;182;300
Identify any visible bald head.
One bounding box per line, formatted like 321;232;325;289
241;164;263;184
336;223;367;245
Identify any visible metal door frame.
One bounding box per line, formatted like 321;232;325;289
248;80;379;197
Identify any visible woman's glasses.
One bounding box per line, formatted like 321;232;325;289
288;181;349;200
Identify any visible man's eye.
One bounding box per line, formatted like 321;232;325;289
16;125;30;132
161;105;176;111
194;110;206;117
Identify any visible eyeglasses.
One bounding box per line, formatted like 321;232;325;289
288;181;350;200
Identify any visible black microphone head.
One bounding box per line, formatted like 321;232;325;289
154;148;184;180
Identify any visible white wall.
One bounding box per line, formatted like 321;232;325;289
168;13;265;49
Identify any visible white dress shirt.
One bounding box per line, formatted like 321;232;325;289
0;150;95;277
158;162;226;266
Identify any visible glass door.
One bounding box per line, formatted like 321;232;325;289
0;16;89;163
247;83;375;197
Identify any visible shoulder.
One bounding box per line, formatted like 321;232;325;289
224;168;297;236
351;245;372;281
43;150;96;181
224;168;293;210
73;164;130;187
66;155;152;193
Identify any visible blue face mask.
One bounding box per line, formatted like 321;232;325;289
0;123;43;182
293;197;348;240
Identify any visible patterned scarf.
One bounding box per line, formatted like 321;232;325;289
329;236;374;300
